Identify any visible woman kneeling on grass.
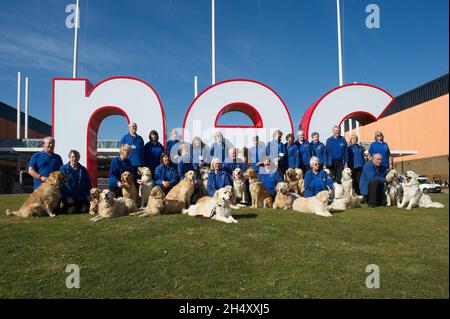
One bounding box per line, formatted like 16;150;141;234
304;156;334;198
60;149;92;214
207;157;232;196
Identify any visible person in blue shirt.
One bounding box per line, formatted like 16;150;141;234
120;122;145;177
360;153;391;207
166;128;180;163
258;157;283;197
109;144;133;198
155;152;179;194
310;132;328;170
177;143;195;179
266;129;288;176
191;136;210;172
223;148;247;174
60;150;92;214
285;133;300;169
210;131;230;163
144;130;165;177
296;130;313;173
368;130;391;169
303;156;334;198
207;157;232;196
325;126;348;184
347;134;366;195
248;135;265;171
28;136;64;190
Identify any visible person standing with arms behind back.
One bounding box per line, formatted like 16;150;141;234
347;134;365;195
28;136;64;190
325;126;348;183
144;130;165;177
120;122;144;178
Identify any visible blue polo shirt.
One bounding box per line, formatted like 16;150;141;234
120;133;145;166
29;151;63;189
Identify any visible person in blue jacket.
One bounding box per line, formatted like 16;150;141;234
177;143;195;179
285;133;300;169
144;130;165;176
266;129;288;176
191;136;210;172
360;153;391;207
258;157;283;197
210;131;230;163
207;157;232;196
155;152;179;194
109;144;133;197
60;150;92;214
223;148;247;174
303;156;334;198
120;122;144;177
248;135;265;171
296;130;313;173
166;128;180;163
28;136;64;190
310;132;328;169
325;126;348;184
347;134;366;195
368;130;391;169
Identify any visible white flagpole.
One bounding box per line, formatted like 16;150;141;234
24;77;29;139
336;0;343;86
194;76;198;98
16;71;21;139
72;0;80;78
211;0;216;85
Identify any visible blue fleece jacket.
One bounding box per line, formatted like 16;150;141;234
303;169;334;198
285;142;300;169
144;141;165;172
60;163;92;201
266;140;288;166
295;140;313;168
311;141;328;167
108;156;133;187
258;167;283;196
155;164;179;188
207;169;232;196
359;162;388;196
222;158;247;174
347;143;366;169
325;135;348;166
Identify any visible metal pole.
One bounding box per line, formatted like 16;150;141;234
336;0;343;86
356;121;360;139
16;71;21;140
72;0;80;78
24;77;29;139
194;76;198;98
211;0;216;85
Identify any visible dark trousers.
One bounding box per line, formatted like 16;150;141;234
352;167;363;195
367;181;386;206
61;199;89;214
330;160;344;184
109;185;123;198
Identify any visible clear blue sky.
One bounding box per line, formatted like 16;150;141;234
0;0;448;140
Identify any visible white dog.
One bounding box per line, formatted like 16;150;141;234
324;168;345;199
183;187;238;223
385;169;402;207
292;192;333;217
232;167;245;204
341;167;357;198
137;166;154;208
90;189;137;222
398;171;444;210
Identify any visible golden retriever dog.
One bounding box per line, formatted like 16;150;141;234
284;168;300;194
131;186;166;217
137;166;154;209
273;182;299;210
244;167;273;208
294;168;305;195
6;171;66;218
120;171;139;204
385;169;402;207
166;170;196;209
88;187;101;215
292;195;333;217
182;187;238;224
90;189;137;222
398;171;444;210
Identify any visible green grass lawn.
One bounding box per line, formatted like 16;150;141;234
0;193;448;299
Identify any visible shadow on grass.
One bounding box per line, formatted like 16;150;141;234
233;213;258;219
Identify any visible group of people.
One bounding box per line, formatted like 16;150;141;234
27;122;393;214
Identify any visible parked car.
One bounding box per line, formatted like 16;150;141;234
418;177;442;193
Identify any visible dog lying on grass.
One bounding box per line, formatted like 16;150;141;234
90;189;137;222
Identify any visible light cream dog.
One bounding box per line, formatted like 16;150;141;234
341;167;357;198
273;182;298;210
137;166;154;209
232;167;245;204
90;189;137;222
244;167;273;208
292;194;333;217
6;171;66;218
398;171;444;210
182;187;238;224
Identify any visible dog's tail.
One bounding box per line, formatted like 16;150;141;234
182;208;189;214
431;202;445;208
5;209;18;216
